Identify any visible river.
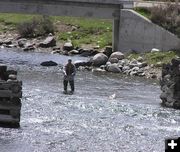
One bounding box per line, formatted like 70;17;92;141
0;49;179;152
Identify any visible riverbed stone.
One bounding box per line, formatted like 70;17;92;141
80;49;97;57
63;42;74;51
109;58;119;64
92;53;108;67
92;68;106;72
17;38;27;47
74;60;92;68
109;52;125;60
106;64;121;73
118;59;130;66
137;56;144;62
69;50;79;55
38;36;56;48
40;61;58;66
122;66;130;72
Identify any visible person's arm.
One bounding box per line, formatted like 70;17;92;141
72;65;76;76
63;65;67;76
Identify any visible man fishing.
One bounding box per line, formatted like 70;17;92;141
63;59;76;94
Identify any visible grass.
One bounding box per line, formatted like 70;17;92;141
0;13;113;48
53;16;112;48
128;51;180;66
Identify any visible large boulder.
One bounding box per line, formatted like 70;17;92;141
106;64;121;73
109;52;125;60
92;53;108;67
40;61;58;66
38;36;56;48
74;60;92;68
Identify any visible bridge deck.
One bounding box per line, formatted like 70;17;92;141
2;0;133;9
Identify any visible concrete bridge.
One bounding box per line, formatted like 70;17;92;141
0;0;179;52
0;0;133;51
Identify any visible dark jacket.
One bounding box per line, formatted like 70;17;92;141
63;63;76;81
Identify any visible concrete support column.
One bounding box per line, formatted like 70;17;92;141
113;9;121;52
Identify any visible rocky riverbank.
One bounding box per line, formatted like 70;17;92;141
74;49;162;80
0;32;163;80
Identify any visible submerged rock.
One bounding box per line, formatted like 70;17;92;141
40;61;58;66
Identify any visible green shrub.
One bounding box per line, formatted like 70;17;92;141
17;16;54;38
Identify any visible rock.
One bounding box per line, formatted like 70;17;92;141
52;46;61;51
92;53;108;67
3;39;12;45
109;52;125;60
130;71;138;76
151;74;157;79
129;64;137;69
138;72;145;77
62;50;69;56
106;61;111;66
100;65;106;70
74;60;92;68
131;67;140;71
130;59;138;65
51;50;61;54
106;64;121;73
63;42;74;51
79;49;98;57
93;45;100;49
38;36;56;48
103;46;112;57
118;59;130;66
92;68;106;72
40;61;58;66
109;58;119;64
141;62;148;68
151;48;160;53
71;26;78;31
8;74;17;80
173;101;180;109
155;62;163;67
23;42;35;51
137;56;144;62
122;66;130;72
23;47;35;52
69;50;79;55
17;38;27;47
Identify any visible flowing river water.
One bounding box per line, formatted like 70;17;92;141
0;49;180;152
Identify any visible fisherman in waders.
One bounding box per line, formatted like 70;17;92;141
63;59;76;94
